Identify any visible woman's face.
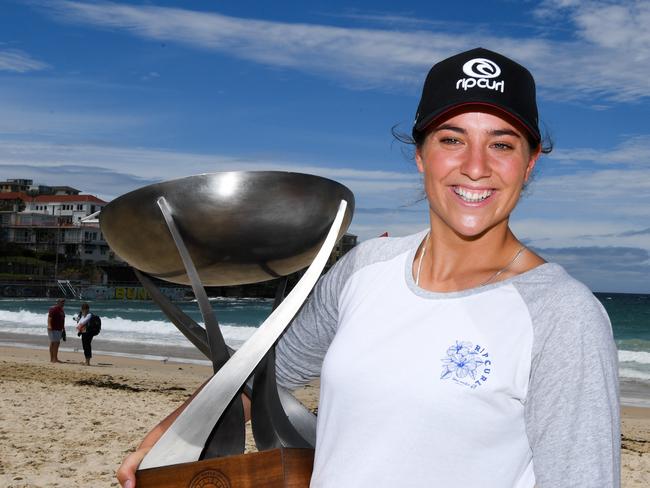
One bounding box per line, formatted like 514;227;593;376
415;109;540;239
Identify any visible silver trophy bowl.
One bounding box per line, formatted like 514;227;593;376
100;171;355;285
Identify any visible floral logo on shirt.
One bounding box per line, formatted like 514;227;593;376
441;340;492;389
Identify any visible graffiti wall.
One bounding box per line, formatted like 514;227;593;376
81;286;187;301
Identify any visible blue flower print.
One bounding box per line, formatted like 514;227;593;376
446;340;473;357
440;341;484;381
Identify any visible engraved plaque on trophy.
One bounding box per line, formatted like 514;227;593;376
100;172;354;487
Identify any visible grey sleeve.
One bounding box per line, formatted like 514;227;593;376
275;232;424;390
518;278;620;487
274;244;357;390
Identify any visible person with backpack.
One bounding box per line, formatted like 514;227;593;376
75;302;100;366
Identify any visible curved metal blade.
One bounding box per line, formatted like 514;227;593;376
139;199;347;469
134;269;211;357
252;350;315;450
157;197;230;372
134;268;316;443
251;277;316;449
157;196;245;457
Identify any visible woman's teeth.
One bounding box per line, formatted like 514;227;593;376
454;187;493;203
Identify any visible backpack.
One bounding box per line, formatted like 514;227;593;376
86;314;101;336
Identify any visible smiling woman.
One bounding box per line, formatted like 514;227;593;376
274;48;621;487
118;48;621;488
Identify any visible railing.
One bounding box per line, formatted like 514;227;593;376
57;280;79;299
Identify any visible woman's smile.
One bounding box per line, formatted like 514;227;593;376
451;185;495;205
415;108;540;238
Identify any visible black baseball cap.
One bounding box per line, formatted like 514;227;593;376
412;47;540;144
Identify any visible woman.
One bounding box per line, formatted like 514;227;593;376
75;302;94;366
118;48;619;487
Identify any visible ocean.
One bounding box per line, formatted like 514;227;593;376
595;293;650;384
0;293;648;400
0;296;268;352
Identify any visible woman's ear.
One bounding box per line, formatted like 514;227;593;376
415;146;425;174
524;145;541;183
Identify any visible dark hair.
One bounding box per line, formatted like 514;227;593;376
80;303;90;311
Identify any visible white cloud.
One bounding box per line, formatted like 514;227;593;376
0;138;419;193
531;245;650;293
530;167;650;200
530;0;650;102
0;139;423;229
512;218;650;251
549;135;650;166
539;0;650;53
0;131;427;240
0;49;48;73
2;136;648;248
549;135;650;168
516;165;650;229
35;0;650;101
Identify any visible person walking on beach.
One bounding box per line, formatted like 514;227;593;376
75;303;95;366
118;48;620;487
47;298;66;363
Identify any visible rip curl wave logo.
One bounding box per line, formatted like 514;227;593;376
456;57;504;93
462;58;501;78
440;340;492;389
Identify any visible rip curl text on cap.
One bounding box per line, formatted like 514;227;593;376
412;47;540;144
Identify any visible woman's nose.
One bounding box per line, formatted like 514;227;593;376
459;146;491;180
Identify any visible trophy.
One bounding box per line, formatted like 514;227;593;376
100;171;354;487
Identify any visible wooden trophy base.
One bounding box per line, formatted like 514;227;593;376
136;448;314;488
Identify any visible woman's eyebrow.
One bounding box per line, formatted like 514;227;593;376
432;125;521;139
489;128;521;138
432;124;465;134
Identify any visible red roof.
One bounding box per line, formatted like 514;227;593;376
0;192;106;204
0;192;31;201
32;195;107;204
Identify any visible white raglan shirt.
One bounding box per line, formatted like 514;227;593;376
276;231;620;488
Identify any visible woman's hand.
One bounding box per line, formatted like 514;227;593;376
116;446;151;488
114;379;250;487
115;378;214;487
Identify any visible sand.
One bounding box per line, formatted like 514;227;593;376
0;344;647;487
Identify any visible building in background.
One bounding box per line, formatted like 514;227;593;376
0;184;111;263
0;179;33;193
0;178;81;196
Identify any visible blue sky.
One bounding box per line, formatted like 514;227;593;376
0;0;648;293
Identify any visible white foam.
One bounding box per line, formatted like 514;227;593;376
619;350;650;365
0;309;257;347
0;309;46;326
619;368;650;381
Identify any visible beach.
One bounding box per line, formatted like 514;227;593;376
0;342;648;487
0;343;319;488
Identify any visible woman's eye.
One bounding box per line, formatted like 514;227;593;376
492;142;513;150
440;137;461;145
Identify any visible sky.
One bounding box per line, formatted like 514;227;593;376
0;0;648;293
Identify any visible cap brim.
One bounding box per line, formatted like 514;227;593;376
415;101;541;144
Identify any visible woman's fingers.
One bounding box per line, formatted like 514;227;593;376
116;447;149;488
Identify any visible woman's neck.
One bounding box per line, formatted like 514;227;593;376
414;220;532;292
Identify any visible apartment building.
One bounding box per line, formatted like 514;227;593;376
0;188;112;262
0;178;80;196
